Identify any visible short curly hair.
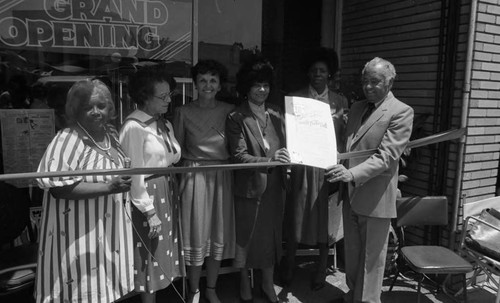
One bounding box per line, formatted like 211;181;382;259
301;47;339;75
191;59;228;83
235;56;274;98
65;79;115;124
128;64;177;106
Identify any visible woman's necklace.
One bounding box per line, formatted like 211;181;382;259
248;99;269;137
255;111;269;137
76;122;112;157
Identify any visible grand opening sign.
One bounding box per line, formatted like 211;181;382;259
0;0;193;61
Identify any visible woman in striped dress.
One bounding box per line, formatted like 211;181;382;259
36;79;134;303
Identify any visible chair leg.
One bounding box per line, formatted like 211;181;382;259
250;268;254;288
455;269;476;297
462;274;468;303
416;274;426;303
182;276;186;300
388;268;400;291
441;274;451;296
496;277;500;303
333;243;337;270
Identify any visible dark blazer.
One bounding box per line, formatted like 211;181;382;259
226;101;286;199
344;92;413;218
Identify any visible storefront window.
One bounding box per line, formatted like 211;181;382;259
0;0;195;178
0;0;194;114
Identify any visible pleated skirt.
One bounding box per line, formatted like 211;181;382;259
179;160;235;266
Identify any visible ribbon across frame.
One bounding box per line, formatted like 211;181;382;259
0;128;465;181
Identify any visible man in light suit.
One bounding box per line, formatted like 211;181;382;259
326;57;414;303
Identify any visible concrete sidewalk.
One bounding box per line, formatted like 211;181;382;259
123;255;497;303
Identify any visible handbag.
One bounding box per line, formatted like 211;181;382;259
465;208;500;261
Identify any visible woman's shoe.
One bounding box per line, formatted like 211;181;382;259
187;289;200;303
311;270;327;291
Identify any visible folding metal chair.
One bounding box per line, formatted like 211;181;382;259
388;196;473;303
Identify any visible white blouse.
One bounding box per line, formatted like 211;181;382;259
119;110;181;213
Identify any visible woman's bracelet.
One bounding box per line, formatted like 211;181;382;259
144;209;156;219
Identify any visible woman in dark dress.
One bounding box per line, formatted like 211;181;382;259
283;47;348;290
226;57;290;303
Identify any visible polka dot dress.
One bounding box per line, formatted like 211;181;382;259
131;175;185;293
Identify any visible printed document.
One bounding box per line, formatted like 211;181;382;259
285;96;337;169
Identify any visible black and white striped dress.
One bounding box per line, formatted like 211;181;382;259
36;126;134;303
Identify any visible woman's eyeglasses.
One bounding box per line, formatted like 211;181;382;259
154;91;176;101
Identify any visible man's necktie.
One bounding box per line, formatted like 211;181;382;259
361;102;375;124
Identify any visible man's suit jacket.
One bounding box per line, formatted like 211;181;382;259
344;92;413;219
226;101;286;199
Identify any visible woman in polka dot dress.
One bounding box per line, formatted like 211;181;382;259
120;65;185;303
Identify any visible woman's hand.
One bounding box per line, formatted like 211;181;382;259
340;108;349;124
147;213;162;239
50;175;131;200
107;175;132;193
272;148;291;163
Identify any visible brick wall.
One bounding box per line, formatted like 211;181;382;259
338;0;500;290
462;0;500;205
340;0;500;247
340;0;454;198
340;0;444;249
341;0;499;204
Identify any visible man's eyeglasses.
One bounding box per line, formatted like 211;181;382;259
154;91;176;101
361;78;385;87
